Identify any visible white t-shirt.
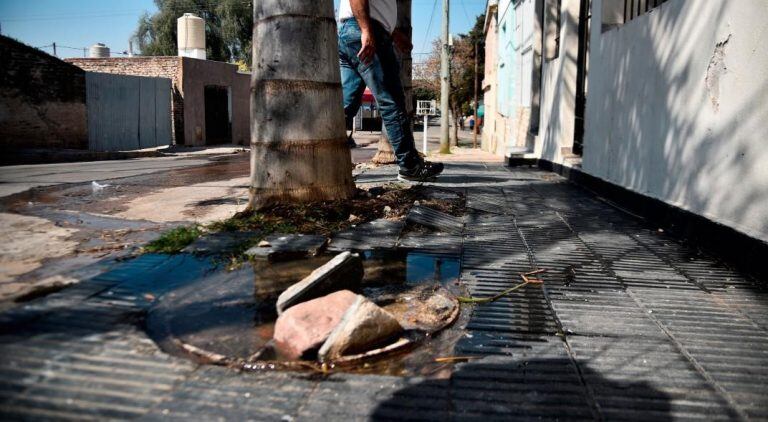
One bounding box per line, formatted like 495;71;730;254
339;0;397;34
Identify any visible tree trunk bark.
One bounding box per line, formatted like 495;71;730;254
371;134;396;164
250;2;354;209
371;0;412;165
450;103;459;147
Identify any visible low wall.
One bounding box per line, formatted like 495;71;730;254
0;36;87;150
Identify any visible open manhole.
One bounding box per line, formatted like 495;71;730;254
146;250;469;376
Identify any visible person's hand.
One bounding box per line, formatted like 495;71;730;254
392;29;412;53
358;28;376;64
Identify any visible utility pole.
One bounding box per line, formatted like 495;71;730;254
52;42;57;57
473;41;479;148
438;0;451;154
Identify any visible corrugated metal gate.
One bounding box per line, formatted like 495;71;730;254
86;72;172;151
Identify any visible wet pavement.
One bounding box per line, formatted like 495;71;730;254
146;250;463;376
0;153;253;304
0;162;767;420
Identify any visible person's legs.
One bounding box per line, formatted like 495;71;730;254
338;22;367;133
339;20;421;169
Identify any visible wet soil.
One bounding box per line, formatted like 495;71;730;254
0;154;250;302
213;184;465;238
146;250;469;377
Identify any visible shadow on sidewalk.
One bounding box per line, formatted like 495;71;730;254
371;357;675;420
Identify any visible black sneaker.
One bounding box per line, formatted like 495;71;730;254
398;161;444;182
347;134;358;148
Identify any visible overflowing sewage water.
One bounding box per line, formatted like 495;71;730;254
146;250;468;377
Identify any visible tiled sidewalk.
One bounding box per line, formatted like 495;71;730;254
1;163;766;421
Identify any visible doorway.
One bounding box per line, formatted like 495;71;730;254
204;85;231;145
573;0;592;155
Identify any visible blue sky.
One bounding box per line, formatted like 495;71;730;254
0;0;486;61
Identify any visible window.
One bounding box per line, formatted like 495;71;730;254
602;0;668;31
544;0;561;61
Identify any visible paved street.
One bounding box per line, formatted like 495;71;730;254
0;161;765;420
0;151;253;304
0;156;214;198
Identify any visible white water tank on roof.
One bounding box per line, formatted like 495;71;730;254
89;43;110;58
178;13;206;60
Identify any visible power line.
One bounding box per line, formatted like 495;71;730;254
0;1;253;22
421;0;439;54
0;12;142;23
460;0;472;21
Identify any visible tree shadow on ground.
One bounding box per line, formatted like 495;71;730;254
371;356;674;420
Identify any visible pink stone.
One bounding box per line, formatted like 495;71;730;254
273;290;358;360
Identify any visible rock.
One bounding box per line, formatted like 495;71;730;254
276;251;363;314
245;233;328;262
318;296;403;361
273;290;358;360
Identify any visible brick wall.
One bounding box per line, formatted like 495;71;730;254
0;35;88;150
67;57;185;145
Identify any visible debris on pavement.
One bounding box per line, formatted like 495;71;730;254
457;269;547;304
273;290;359;360
318;295;403;362
276;251;364;314
244;233;328;262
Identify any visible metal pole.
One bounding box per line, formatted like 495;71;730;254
52;42;57;57
438;0;451;154
473;41;479;148
423;114;429;154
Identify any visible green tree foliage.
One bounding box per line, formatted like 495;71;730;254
133;0;252;65
453;13;485;115
419;13;485;116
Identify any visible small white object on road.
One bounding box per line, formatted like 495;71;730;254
91;181;110;192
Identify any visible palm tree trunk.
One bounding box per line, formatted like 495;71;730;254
250;1;354;209
371;0;412;165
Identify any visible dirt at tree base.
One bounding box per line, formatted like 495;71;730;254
212;184;465;237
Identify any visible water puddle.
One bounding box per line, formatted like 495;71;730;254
146;250;468;377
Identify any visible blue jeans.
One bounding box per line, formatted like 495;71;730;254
338;19;421;169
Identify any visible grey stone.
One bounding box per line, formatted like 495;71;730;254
276;251;363;315
318;295;403;361
244;233;328;262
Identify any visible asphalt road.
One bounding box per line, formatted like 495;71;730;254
0;156;213;198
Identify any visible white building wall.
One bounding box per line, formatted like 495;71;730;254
583;0;768;242
482;8;501;155
533;0;582;163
